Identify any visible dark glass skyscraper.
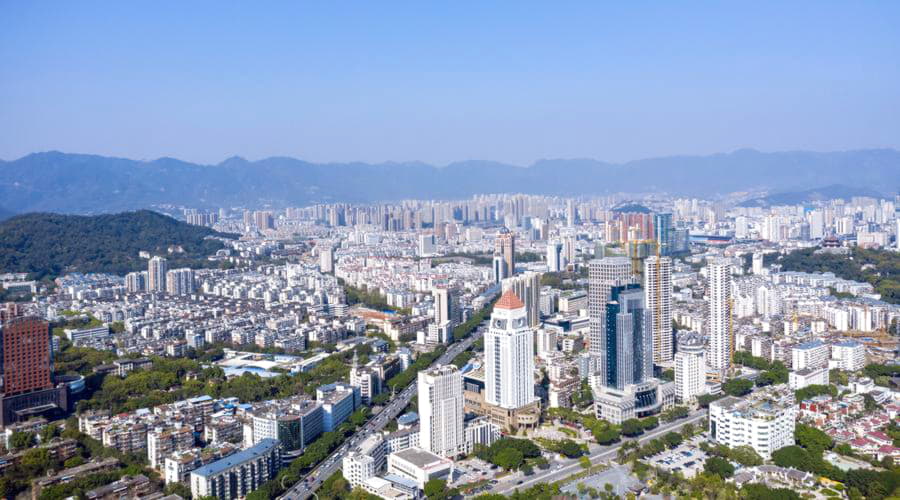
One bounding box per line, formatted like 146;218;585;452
599;284;653;390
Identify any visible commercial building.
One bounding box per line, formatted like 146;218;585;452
644;256;673;363
316;382;357;432
484;291;536;411
386;447;453;490
342;434;387;488
501;271;542;328
0;315;67;426
433;287;461;329
190;438;281;500
493;229;516;282
418;365;465;458
248;396;323;460
588;257;633;361
674;332;707;404
707;258;733;377
709;387;796;459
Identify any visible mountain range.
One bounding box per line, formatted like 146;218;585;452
1;149;898;213
737;185;887;208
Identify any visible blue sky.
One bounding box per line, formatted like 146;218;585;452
1;2;898;165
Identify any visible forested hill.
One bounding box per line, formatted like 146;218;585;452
0;210;234;277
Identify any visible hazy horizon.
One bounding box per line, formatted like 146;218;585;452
2;2;899;165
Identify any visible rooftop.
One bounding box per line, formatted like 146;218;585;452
494;290;525;310
191;438;278;478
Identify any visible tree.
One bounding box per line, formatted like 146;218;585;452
729;445;763;467
9;431;35;450
595;428;620;445
771;446;814;472
662;432;683;449
704;456;734;478
640;416;659;430
795;423;832;454
558;440;583;458
425;479;448;499
493;448;524;470
741;483;801;500
579;456;591;469
697;393;724;408
621;419;644;437
164;482;193;499
723;378;753;397
64;456;86;468
661;405;689;422
39;423;59;443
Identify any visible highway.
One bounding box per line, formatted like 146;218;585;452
489;409;709;495
280;323;486;500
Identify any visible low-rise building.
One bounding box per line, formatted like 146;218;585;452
709;386;796;459
386;447;453;490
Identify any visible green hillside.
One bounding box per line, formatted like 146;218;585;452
0;210;235;277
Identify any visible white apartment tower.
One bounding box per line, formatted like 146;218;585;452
166;268;194;295
546;240;563;272
644;256;673;363
484;290;536;409
433;287;460;328
674;332;707;404
418;365;465;458
588;257;633;358
148;256;168;292
707;258;733;376
319;245;334;274
501;271;542;328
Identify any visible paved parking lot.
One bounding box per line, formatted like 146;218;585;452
645;444;708;478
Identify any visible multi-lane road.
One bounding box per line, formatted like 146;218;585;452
489;409;709;495
279;323;486;500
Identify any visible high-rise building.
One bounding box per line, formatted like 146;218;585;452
253;211;275;230
597;285;653;390
566;199;576;228
0;315;66;425
433;287;460;328
546;240;563;272
674;332;706;404
654;213;673;256
535;329;558;358
418;233;436;256
125;271;147;293
588;257;633;359
644;256;673;364
148;256;168;292
484;291;536;410
494;229;516;280
418;365;465;458
752;252;764;275
165;268;194;295
707;258;733;376
190;439;281;500
501;272;541;328
320;245;334;274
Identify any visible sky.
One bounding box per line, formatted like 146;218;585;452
1;2;899;166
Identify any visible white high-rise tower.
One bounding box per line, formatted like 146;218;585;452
674;332;707;403
707;258;733;376
418;365;465;458
644;256;673;364
484;290;536;409
148;256;168;292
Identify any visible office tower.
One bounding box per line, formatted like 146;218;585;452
644;256;673;364
166;268;194;295
654;213;673;256
674;332;706;404
546;240;563;272
588;257;633;358
0;316;65;425
494;229;516;279
320;245;334;274
418;233;436;256
501;272;541;328
597;285;653;390
484;291;536;410
433;287;460;328
707;258;733;376
418;365;465;458
566;199;576;227
148;256;168;292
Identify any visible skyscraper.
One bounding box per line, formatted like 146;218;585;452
644;256;673;364
494;229;516;279
418;365;465;458
654;213;674;256
484;291;536;410
566;199;576;228
707;258;733;376
597;285;653;390
0;315;65;425
433;287;460;328
148;256;168;292
588;257;633;358
546;240;563;272
674;332;707;404
501;272;541;328
320;245;334;274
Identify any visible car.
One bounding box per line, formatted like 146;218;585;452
516;480;523;485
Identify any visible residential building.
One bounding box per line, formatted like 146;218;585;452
674;332;707;404
501;271;542;328
709;388;796;459
707;258;733;376
830;341;866;371
148;256;168;292
644;256;673;363
190;438;281;500
418;365;465;458
792;340;829;371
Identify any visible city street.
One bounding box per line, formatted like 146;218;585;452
488;409;708;495
279;324;486;500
